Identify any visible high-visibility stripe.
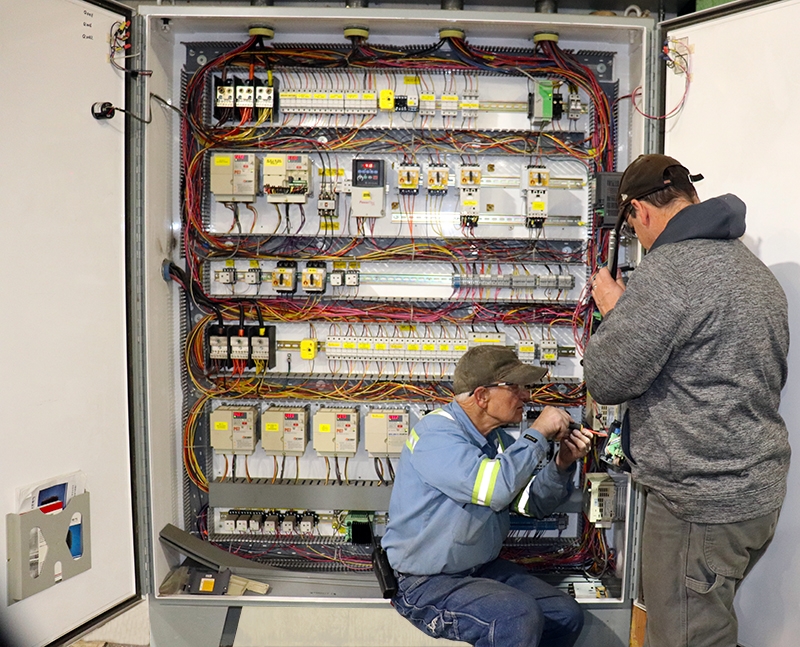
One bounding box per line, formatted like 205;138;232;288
514;476;535;514
497;435;505;454
472;459;500;506
406;429;420;453
429;409;454;421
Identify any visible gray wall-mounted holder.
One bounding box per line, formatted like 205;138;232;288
7;492;92;602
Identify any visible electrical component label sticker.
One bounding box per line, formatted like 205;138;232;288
214;422;229;430
319;424;331;432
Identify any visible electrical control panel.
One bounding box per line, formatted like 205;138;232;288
146;6;648;614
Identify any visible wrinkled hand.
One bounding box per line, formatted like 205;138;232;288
555;426;594;471
531;406;571;440
591;267;626;316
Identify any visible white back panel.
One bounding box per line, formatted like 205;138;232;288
0;1;136;645
664;2;800;645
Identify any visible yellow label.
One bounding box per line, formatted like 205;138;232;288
407;344;420;351
455;344;468;351
298;93;313;99
344;342;356;349
463;201;478;206
214;422;229;430
348;261;361;269
249;260;259;267
264;157;284;167
346;93;360;99
404;76;421;85
375;343;387;350
225;259;235;267
441;94;459;102
358;343;371;349
214;156;231;166
319;168;345;176
319;424;331;432
461;102;479;109
519;345;536;352
281;92;297;98
330;93;344;99
420;93;435;101
362;191;371;200
320;221;340;230
371;413;386;419
473;338;500;343
264;423;280;432
531;202;546;210
199;578;216;592
423;344;435;351
439;344;450;351
327;342;341;348
313;93;327;99
333;261;347;269
543;353;557;360
362;92;376;100
399;325;416;332
390;343;404;350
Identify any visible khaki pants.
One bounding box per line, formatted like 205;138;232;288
641;491;779;647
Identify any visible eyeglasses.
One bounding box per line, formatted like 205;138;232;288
470;382;530;400
620;204;637;239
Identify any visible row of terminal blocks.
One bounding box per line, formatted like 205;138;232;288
213;75;581;123
218;508;318;535
325;333;565;365
207;326;567;366
215;261;358;293
452;273;575;290
210;405;409;458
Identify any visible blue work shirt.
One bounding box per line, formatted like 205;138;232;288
382;400;575;575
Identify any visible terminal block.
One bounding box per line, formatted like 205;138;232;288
440;94;459;117
365;409;409;457
209;153;258;203
208;324;229;361
235;79;255;109
301;261;327;293
254;81;275;109
261;406;308;457
313;408;359;458
272;260;297;293
524;165;549;228
228;326;250;361
459;187;480;226
249;325;276;368
427;164;449;195
262;154;310;203
419;93;436;116
329;269;345;287
397;164;421;195
210;406;259;455
213;77;235;119
244;266;262;286
540;340;559;364
460;94;480;119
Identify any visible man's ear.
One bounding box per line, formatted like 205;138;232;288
632;199;651;227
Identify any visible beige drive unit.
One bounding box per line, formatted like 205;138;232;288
364;409;409;457
261;406;308;457
209;406;259;455
312;408;359;457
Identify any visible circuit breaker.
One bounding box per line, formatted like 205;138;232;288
261;406;308;457
209;406;259;455
313;408;359;457
365;409;409;457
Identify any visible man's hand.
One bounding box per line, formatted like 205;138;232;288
555;426;593;472
530;406;571;440
591;267;626;316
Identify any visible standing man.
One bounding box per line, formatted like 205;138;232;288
383;345;591;647
585;154;790;647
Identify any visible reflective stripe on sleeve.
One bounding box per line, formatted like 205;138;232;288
471;458;501;506
406;429;420;453
513;476;535;515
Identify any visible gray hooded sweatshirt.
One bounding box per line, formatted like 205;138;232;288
584;194;790;523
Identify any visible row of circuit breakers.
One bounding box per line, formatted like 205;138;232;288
210;405;408;458
209;326;562;366
211;153;551;223
214;77;578;120
213;260;576;293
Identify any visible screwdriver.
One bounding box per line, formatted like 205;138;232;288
568;420;608;437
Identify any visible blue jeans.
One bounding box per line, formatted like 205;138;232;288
392;558;584;647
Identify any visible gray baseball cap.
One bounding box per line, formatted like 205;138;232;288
453;345;547;395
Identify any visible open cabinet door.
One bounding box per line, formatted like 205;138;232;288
662;2;800;645
0;1;139;645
